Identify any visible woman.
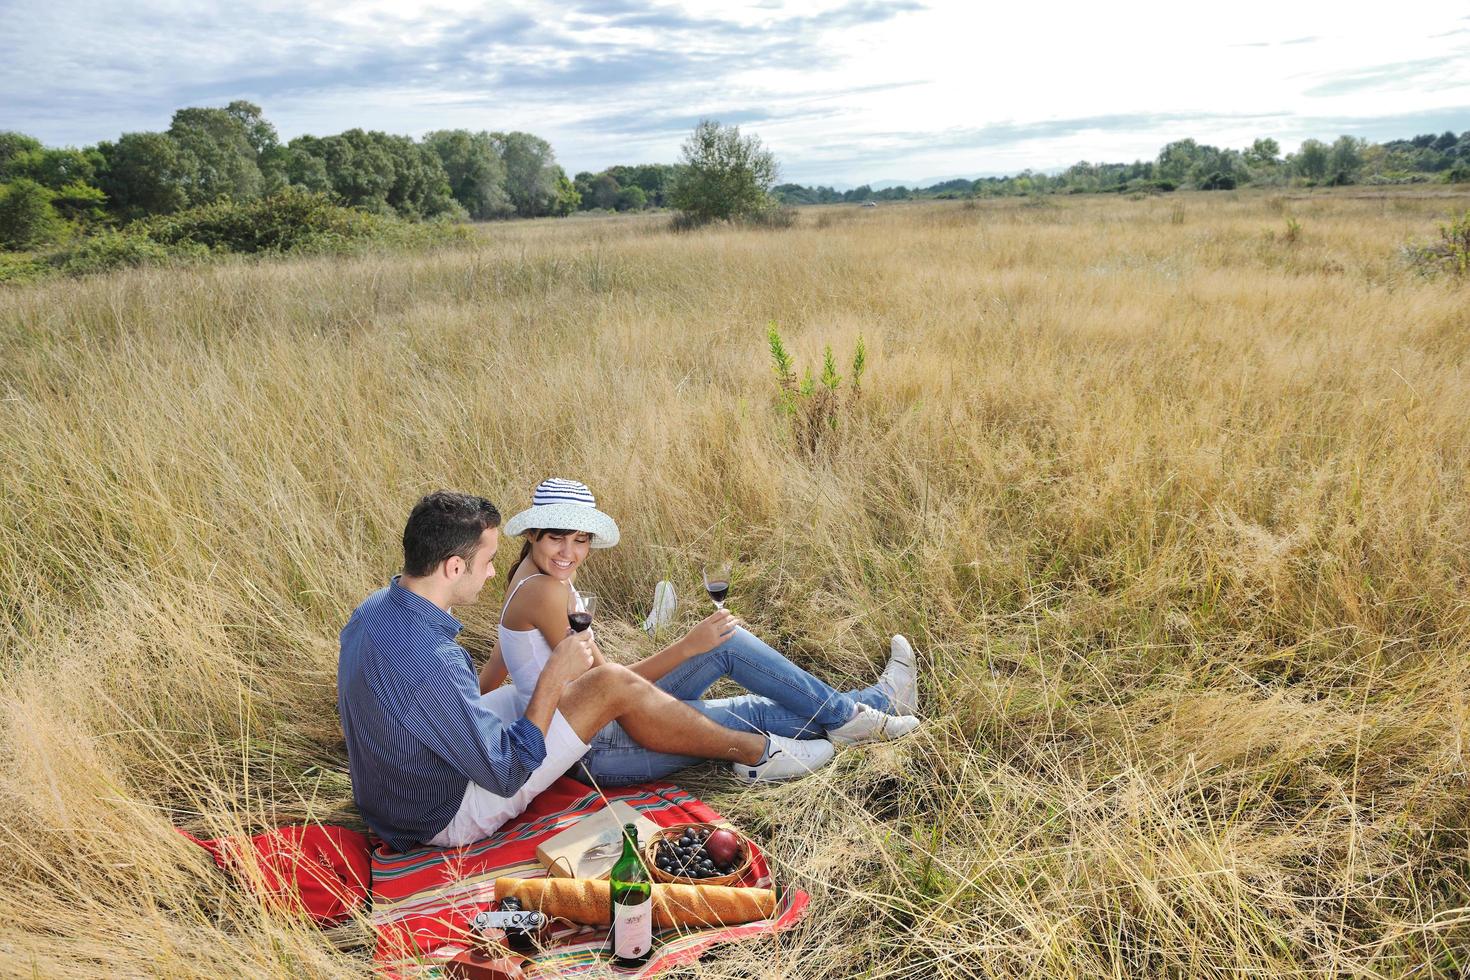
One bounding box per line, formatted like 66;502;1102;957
481;478;921;787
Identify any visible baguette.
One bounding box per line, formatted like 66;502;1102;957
493;877;776;928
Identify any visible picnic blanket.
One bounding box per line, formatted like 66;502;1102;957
179;824;372;926
372;777;810;977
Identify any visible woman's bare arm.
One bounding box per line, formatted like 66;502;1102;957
508;577;608;666
628;609;740;682
479;643;508;694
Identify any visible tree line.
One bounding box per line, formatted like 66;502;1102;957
774;131;1470;204
571;164;681;211
0;101;581;249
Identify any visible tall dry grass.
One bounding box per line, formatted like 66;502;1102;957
2;188;1469;977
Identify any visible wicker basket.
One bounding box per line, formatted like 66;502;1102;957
642;822;753;886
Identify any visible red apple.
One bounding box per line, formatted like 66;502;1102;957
704;829;742;866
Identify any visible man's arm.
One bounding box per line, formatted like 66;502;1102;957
407;649;550;797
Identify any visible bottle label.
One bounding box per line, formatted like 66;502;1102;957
613;898;652;959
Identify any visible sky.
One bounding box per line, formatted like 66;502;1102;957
2;0;1468;186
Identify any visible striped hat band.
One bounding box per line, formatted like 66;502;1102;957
531;478;597;507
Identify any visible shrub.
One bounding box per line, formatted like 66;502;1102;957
0;178;66;250
767;323;865;454
1403;210;1470;276
141;189;394;253
743;204;797;230
0;251;49;283
48;229;205;276
137;188;467;257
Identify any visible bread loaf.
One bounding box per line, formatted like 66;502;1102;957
493;877;776;928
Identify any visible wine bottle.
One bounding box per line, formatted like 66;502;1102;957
609;822;652;967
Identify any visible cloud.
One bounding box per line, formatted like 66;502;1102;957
2;1;1464;185
1231;35;1316;48
820;111;1282;155
1303;55;1462;97
1294;105;1470;141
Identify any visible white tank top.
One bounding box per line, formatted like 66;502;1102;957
497;574;589;713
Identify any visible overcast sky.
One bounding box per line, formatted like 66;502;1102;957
2;0;1468;185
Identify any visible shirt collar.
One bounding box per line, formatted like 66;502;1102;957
387;575;463;638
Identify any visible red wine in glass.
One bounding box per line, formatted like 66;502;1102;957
568;592;597;632
702;563;732;610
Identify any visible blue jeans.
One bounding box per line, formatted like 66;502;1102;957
571;626;890;786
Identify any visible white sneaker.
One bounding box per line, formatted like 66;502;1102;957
642;580;677;636
827;703;921;747
731;735;835;783
876;634;919;716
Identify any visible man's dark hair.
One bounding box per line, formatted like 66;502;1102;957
402;491;501;577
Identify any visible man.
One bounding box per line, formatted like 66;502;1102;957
338;490;835;851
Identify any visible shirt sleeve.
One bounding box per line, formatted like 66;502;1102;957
405;645;548;797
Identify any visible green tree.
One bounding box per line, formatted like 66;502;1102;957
1327;135;1365;185
572;171;597;209
1292;139;1329;181
423;129;511;219
615;185;647;211
222;101;287;192
669;120;778;223
551;168;580;216
277;141;333;194
6;146;104;190
1155;139;1201;184
380;134;458;219
305;130;394;213
167;106;264;205
0;132;44;178
589;172;620;209
96;132;193;218
224;100;279;157
0;178;66;249
290;129;455;219
1245;137;1281;168
492;132;563;217
50;181;108;225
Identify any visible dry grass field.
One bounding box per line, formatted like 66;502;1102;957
2;188;1470;977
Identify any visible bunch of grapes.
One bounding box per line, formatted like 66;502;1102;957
652;826;740;879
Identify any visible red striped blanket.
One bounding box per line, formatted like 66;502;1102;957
372;777;810;977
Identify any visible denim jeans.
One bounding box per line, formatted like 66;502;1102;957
570;626;891;786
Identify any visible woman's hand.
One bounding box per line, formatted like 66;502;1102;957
681;609;740;658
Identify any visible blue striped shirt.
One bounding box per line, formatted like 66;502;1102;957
337;578;547;851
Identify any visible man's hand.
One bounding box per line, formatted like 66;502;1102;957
681;609;740;658
524;630;596;737
545;629;595;685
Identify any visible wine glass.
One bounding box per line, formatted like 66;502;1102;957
702;562;732;610
568;590;597;633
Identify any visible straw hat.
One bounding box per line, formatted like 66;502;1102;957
504;478;620;548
